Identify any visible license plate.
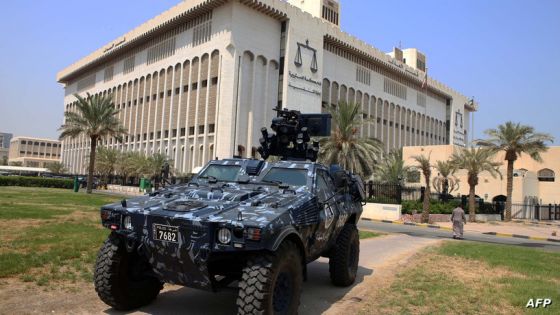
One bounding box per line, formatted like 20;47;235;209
153;224;179;243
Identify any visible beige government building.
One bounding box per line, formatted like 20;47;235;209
57;0;477;174
403;145;560;205
8;137;62;168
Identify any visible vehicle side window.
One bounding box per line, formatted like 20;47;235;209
316;170;334;202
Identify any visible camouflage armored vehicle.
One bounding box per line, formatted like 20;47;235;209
93;109;365;314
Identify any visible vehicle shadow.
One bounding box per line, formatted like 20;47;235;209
104;258;373;315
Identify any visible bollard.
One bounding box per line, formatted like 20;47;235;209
140;178;146;192
73;176;79;193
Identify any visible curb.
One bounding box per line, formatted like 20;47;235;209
361;218;453;231
482;232;560;243
512;220;560;228
362;218;560;243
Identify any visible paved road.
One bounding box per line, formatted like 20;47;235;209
101;234;437;315
359;220;560;252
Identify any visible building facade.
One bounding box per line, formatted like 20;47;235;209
0;132;13;162
57;0;478;174
403;145;560;205
8;137;62;168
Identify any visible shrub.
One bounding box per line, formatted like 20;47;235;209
0;176;73;189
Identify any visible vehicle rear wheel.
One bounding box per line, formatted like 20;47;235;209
237;241;303;315
329;224;359;287
94;234;163;310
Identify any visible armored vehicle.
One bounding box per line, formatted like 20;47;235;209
94;109;365;314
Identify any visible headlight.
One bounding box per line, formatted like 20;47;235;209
218;228;232;244
123;216;133;230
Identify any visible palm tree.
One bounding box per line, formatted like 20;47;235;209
412;154;432;223
432;160;459;202
475;122;553;221
95;147;119;182
450;148;502;222
374;149;411;184
143;153;173;189
46;162;67;174
318;101;384;177
59;93;126;193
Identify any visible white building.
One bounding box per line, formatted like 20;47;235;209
57;0;477;174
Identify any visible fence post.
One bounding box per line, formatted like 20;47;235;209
534;204;540;220
397;184;402;204
556;204;559;220
549;204;553;220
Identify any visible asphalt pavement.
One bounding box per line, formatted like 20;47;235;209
358;219;560;252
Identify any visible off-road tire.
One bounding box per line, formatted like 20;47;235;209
329;224;359;286
236;241;303;315
94;234;163;310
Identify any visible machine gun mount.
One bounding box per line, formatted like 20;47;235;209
257;108;331;162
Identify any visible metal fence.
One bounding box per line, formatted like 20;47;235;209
508;203;560;220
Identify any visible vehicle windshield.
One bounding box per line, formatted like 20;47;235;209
198;165;242;182
261;168;308;187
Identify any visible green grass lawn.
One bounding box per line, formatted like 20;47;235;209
0;187;122;286
365;241;560;315
359;230;384;239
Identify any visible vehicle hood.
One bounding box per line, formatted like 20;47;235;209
103;183;317;227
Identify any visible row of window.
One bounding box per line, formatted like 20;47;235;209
113;76;218;109
18;151;61;157
321;5;339;25
20;141;60;147
383;78;407;100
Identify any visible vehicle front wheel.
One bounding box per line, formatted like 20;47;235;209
236;241;303;315
329;224;360;286
94;234;163;311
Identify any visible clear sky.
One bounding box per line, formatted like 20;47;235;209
0;0;559;144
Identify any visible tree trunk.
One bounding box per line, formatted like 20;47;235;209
421;175;430;223
505;159;514;221
469;184;476;222
87;137;98;194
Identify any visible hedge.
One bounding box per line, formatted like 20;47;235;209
401;199;498;214
0;176;73;189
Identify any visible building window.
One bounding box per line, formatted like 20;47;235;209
537;169;555;182
180;128;186;137
157;131;162;139
21;140;26;145
201;80;208;88
77;74;96;91
183;85;189;93
208;124;215;133
356;66;371;85
175;87;180;95
123;55;135;74
150;132;154;140
192;82;198;90
211;77;218;85
193;14;212;46
188;127;195;136
104;66;114;82
198;125;205;134
383;78;407;100
165;130;169;138
147;37;176;65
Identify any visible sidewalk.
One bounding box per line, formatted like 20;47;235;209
434;221;560;242
363;218;560;242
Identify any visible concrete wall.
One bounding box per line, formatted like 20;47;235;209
362;203;401;221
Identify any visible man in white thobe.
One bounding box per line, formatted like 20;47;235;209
451;205;467;239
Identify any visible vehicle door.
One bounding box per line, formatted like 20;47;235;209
309;169;341;256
